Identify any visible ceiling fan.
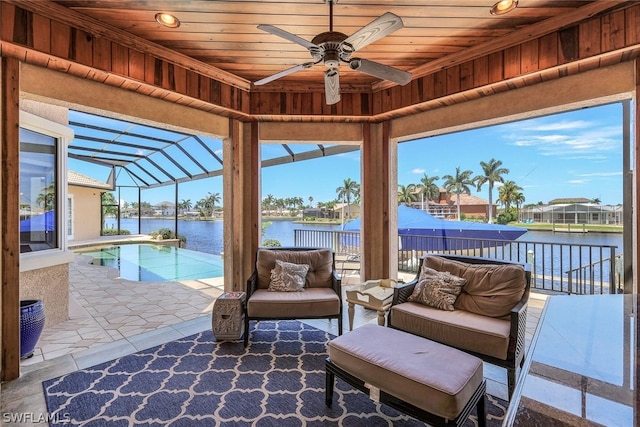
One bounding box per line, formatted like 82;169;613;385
253;0;412;105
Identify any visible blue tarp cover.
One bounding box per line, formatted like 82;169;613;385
344;205;527;250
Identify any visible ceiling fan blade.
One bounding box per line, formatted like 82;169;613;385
254;62;314;86
349;58;412;86
324;68;341;105
257;24;318;50
342;12;403;52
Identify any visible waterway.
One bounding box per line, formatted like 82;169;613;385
104;218;622;255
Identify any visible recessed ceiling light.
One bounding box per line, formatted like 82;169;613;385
490;0;518;16
155;12;180;28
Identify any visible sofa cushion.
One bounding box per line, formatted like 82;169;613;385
389;302;511;360
268;259;308;292
424;256;526;318
247;288;340;318
409;266;466;311
256;249;333;289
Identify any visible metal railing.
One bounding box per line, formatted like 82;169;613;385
293;229;622;295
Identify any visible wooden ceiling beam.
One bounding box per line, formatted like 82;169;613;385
374;0;632;90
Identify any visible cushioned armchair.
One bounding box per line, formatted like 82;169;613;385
388;254;531;398
244;247;343;346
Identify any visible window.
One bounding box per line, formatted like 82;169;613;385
19;111;72;255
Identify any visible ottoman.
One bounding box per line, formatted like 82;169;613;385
326;324;486;427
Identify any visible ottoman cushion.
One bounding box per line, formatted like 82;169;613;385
328;323;483;420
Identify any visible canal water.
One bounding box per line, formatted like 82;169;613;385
105;217;622;255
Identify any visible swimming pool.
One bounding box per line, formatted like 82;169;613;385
75;243;224;282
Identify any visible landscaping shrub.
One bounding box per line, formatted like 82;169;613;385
262;239;282;247
102;229;131;236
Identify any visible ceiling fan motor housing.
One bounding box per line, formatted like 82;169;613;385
311;32;350;67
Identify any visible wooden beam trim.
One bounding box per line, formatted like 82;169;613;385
0;40;253;121
370;46;640;122
3;0;250;90
1;56;21;381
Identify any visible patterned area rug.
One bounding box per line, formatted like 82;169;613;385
43;321;507;426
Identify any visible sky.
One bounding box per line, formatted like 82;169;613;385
68;102;624;207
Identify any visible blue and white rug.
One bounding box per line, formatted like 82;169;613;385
43;321;506;426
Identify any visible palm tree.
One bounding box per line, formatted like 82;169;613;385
100;192;119;229
336;178;359;220
513;191;526;211
498;180;524;211
180;198;192;214
263;194;276;215
35;182;56;211
398;184;418;206
474;158;509;224
442;167;474;220
308;196;314;208
418;174;440;210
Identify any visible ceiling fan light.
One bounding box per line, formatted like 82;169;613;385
155;12;180;28
490;0;518;16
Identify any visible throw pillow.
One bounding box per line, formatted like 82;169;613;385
268;259;309;292
408;266;466;311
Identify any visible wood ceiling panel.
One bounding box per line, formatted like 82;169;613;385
44;0;621;94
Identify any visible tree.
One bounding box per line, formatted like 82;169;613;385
398;184;418;206
418;174;440;210
35;182;56;211
498;180;524;211
442;167;474;220
474;158;509;223
336;178;360;220
591;198;601;204
263;194;276;215
101;192;119;229
180;198;192;214
308;196;314;208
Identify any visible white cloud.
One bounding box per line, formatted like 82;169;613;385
578;171;622;177
568;179;588;184
521;120;592;132
506;124;620;158
411;168;426;174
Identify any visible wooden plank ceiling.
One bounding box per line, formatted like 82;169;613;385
50;0;603;94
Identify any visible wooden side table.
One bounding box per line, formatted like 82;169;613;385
212;291;246;341
345;280;397;330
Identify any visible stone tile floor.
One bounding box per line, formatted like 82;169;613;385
23;254;225;365
1;252;547;426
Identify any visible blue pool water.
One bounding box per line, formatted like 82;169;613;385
76;244;224;282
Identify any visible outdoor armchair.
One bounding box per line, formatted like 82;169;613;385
388;254;531;398
244;247;343;346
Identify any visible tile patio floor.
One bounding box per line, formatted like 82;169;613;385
1;248;547;426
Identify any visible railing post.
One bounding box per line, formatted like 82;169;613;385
609;246;617;294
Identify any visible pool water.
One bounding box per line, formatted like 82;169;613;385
76;244;224;282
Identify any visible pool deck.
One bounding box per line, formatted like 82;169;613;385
21;236;226;365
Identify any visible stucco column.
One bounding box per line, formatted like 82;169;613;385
1;56;21;381
223;120;259;292
361;121;396;281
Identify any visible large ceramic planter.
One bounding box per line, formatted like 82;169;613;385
20;299;46;359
